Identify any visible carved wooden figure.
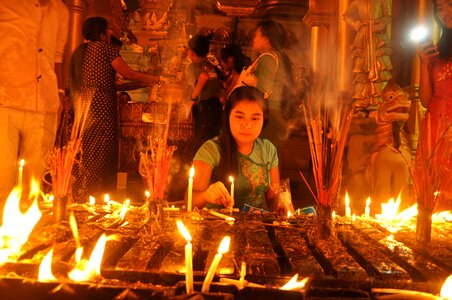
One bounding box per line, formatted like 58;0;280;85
368;84;411;213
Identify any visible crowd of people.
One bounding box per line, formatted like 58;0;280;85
1;0;449;216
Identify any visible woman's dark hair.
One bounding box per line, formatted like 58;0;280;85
256;19;287;51
188;34;211;57
217;86;268;183
220;44;251;73
433;0;452;60
82;17;108;42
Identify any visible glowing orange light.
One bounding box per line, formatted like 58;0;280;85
440;274;452;299
38;249;56;282
280;274;309;290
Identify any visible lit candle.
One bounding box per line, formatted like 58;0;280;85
239;261;246;289
104;194;111;211
177;220;194;294
365;197;371;218
345;193;351;218
229;176;234;213
18;159;25;187
187;166;194;212
202;236;231;293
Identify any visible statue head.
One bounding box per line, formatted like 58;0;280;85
378;83;411;123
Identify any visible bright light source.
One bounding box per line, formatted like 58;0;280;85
409;26;428;43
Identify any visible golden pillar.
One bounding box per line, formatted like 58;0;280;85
337;0;352;94
404;0;433;149
63;0;90;82
303;0;334;90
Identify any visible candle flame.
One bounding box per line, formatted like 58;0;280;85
440;274;452;299
218;236;231;254
69;212;81;249
345;192;350;207
229;176;234;183
365;197;371;207
89;196;96;206
0;178;42;264
104;194;110;204
189;166;195;178
68;233;111;282
433;210;452;222
119;199;130;220
19;159;25;167
287;211;292;218
38;249;56;282
375;195;402;221
280;274;309;290
177;219;192;242
145;190;150;198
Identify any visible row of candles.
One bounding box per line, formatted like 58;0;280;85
344;193;371;218
187;166;235;213
177;219;231;294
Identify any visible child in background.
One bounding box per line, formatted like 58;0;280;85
187;34;223;149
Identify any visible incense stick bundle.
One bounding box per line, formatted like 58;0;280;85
47;93;92;197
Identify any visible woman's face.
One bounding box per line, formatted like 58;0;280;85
229;100;264;146
437;0;452;28
252;28;269;52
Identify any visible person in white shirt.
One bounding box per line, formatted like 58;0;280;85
0;0;69;208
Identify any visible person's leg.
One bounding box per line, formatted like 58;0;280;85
21;111;57;202
0;107;21;206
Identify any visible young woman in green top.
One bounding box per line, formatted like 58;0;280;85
191;86;281;211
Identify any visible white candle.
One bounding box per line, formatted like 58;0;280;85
209;210;235;222
365;197;371;218
177;220;194;294
345;193;351;218
18;159;25;187
104;194;111;211
202;236;231;293
229;176;234;214
187;166;194;212
239;261;246;289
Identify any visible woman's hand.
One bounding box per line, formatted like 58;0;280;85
417;42;439;64
205;181;234;208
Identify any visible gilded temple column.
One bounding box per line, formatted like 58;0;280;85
404;0;434;151
337;0;352;94
63;0;90;82
303;0;334;88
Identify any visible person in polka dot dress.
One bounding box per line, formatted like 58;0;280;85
69;17;159;202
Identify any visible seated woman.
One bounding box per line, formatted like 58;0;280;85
191;86;282;212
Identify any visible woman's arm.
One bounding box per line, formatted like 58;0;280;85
265;166;280;212
115;80;148;91
111;56;159;86
255;54;278;96
191;160;233;209
191;71;209;99
417;42;438;108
